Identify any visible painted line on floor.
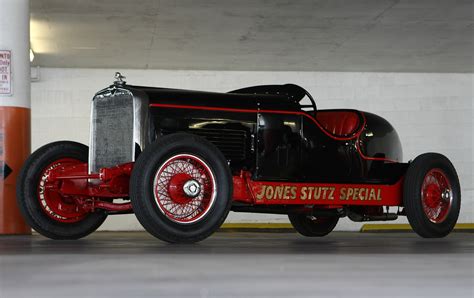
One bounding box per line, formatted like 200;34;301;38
221;223;293;229
360;223;474;232
219;223;295;232
218;223;474;233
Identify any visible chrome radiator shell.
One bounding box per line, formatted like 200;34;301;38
89;86;149;173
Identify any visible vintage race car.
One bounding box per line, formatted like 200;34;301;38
17;73;461;242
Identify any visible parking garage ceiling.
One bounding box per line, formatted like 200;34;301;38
30;0;473;72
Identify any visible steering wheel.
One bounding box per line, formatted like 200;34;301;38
303;88;317;114
287;84;316;115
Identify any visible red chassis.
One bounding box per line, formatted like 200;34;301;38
46;162;134;214
49;162;403;214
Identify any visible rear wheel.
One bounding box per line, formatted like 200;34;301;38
288;214;339;237
403;153;461;238
16;141;107;239
130;133;233;243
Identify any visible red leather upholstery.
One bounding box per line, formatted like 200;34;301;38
315;110;361;137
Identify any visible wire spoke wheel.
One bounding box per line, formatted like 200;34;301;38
38;158;89;223
403;153;460;238
421;168;452;224
153;154;217;224
130;133;232;243
16;141;107;239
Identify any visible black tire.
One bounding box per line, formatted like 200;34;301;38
130;133;233;243
16;141;107;239
288;214;339;237
403;153;461;238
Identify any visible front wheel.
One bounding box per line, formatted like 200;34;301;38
288;214;339;237
403;153;461;238
130;133;233;243
16;141;107;239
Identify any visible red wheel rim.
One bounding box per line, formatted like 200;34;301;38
421;168;453;223
153;154;217;224
37;158;89;223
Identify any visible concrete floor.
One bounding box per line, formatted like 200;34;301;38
0;232;472;298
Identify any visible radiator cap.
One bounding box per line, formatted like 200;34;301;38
114;72;126;86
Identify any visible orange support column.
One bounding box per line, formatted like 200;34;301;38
0;0;31;234
0;108;31;234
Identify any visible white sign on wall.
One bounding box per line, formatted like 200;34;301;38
0;50;12;95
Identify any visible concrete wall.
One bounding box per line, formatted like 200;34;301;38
31;68;473;231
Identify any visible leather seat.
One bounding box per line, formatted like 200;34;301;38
315;110;361;137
